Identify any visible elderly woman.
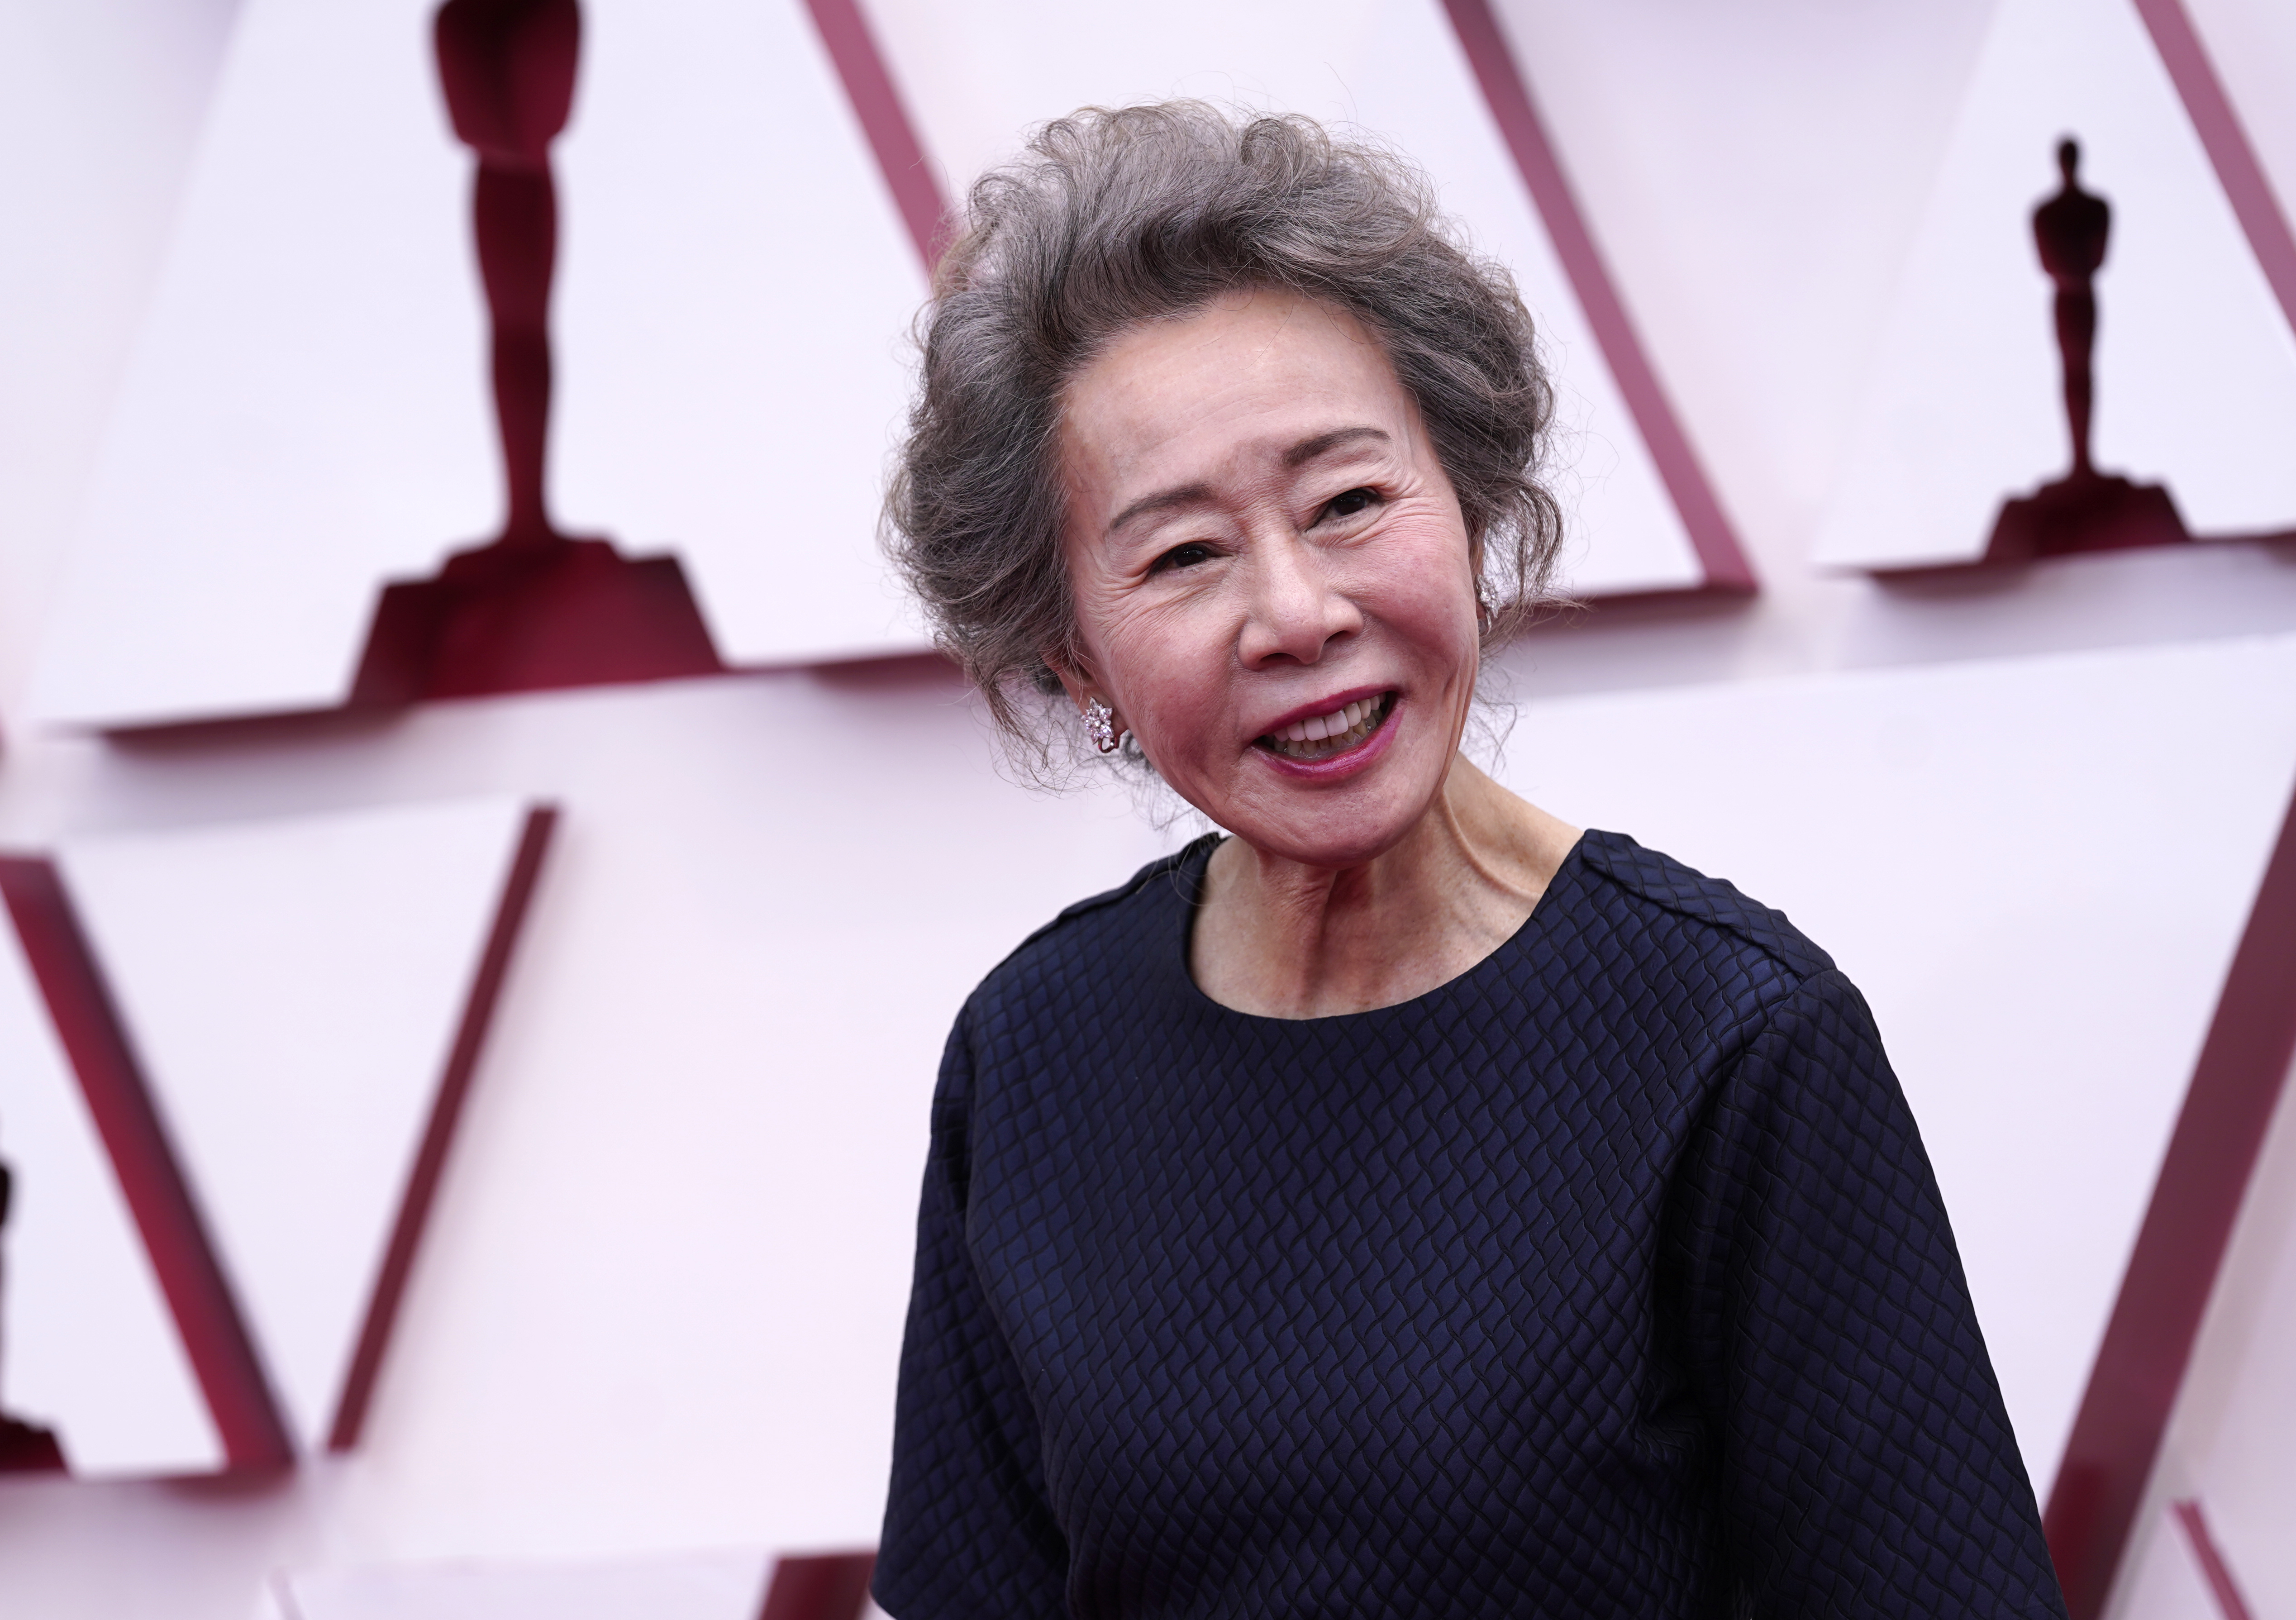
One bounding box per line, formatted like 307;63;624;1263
873;105;2065;1620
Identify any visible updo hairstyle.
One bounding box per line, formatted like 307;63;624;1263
884;101;1564;760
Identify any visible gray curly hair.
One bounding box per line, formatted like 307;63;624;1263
884;101;1564;757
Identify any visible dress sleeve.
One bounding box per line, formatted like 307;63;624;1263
873;1011;1071;1620
1671;968;2069;1619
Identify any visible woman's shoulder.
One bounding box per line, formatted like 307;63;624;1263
963;833;1215;1015
1566;829;1836;986
1520;831;1856;1072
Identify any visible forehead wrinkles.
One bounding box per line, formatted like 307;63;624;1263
1072;385;1404;501
1059;293;1411;539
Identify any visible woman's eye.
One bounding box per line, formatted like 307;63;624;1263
1319;487;1380;523
1154;542;1217;572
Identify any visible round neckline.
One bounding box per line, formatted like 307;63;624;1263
1165;830;1594;1027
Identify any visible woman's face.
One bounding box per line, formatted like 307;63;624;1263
1057;288;1482;869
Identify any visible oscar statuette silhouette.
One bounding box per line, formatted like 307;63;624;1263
350;0;722;703
1983;138;2189;562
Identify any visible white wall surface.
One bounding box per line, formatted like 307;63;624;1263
0;0;242;713
273;1545;777;1620
4;2;2296;1618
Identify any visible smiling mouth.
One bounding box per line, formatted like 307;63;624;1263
1257;692;1396;762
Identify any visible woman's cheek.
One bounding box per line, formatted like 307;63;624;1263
1134;613;1219;727
1375;576;1474;667
1161;680;1228;771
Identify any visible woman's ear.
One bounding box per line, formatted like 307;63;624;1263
1044;646;1129;756
1041;646;1096;714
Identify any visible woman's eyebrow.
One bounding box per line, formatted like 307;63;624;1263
1107;482;1215;538
1105;427;1392;537
1284;425;1390;467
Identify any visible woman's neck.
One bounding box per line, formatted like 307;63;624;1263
1192;758;1581;1019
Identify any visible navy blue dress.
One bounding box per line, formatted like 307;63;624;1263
876;831;2067;1619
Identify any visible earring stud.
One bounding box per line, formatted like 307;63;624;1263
1084;697;1120;754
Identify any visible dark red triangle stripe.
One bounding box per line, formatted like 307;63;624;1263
1437;0;1755;595
2172;1499;2259;1620
2134;0;2296;338
0;855;293;1472
2044;778;2296;1615
757;1551;877;1620
803;0;950;270
329;805;558;1450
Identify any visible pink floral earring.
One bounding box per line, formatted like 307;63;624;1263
1084;698;1121;754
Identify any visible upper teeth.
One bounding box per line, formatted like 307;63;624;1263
1277;698;1375;744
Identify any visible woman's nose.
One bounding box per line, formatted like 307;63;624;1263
1237;534;1362;667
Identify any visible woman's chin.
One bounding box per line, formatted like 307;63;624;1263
1214;776;1442;872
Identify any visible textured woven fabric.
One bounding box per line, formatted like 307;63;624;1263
876;831;2067;1619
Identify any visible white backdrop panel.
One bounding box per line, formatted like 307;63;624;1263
30;0;495;729
548;0;931;667
0;0;241;714
55;796;536;1454
865;0;1705;598
278;1547;775;1620
1813;0;2296;571
0;896;222;1477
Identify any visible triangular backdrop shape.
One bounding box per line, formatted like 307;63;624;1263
30;0;498;730
0;905;222;1478
55;797;551;1455
29;0;933;732
862;0;1717;600
1812;0;2296;572
546;0;933;668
